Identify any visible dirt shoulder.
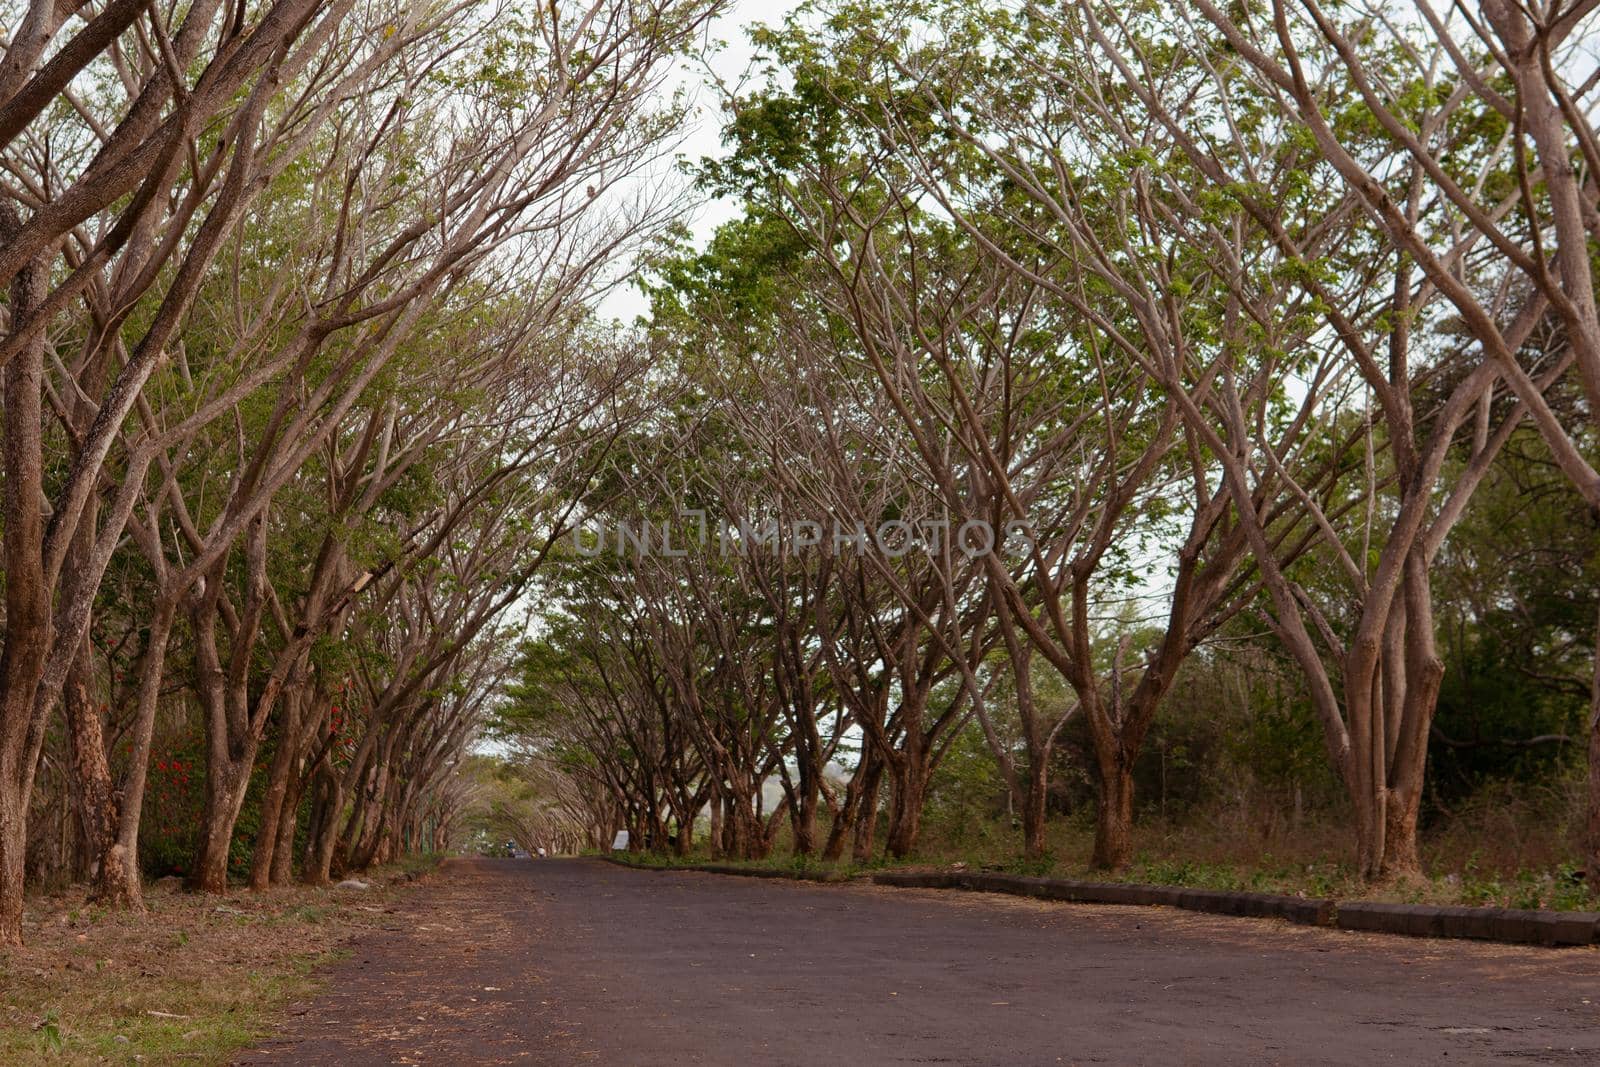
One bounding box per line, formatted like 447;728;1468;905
240;855;573;1066
0;862;433;1064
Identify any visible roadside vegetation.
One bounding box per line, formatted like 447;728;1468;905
488;0;1600;904
0;859;437;1064
603;801;1598;912
0;0;720;949
7;0;1600;1021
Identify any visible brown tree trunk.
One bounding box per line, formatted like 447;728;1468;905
707;783;724;856
1381;787;1423;879
0;238;51;946
334;765;375;876
190;757;253;893
1091;755;1135;870
820;792;854;862
270;769;306;885
1586;603;1600;883
64;643;123;899
719;792;738;856
94;597;180;915
850;754;884;863
789;781;817;857
884;761;925;859
1021;759;1049;861
1587;702;1600;884
0;773;28;948
249;697;303;890
302;768;342;886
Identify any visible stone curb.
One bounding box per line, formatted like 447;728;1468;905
872;871;1333;928
1334;901;1600;946
604;857;1599;948
870;871;1598;947
601;855;856;884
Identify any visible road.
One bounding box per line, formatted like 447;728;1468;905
242;856;1600;1065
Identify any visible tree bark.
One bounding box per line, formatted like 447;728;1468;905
1091;754;1135;871
1582;582;1600;889
63;642;128;904
884;760;925;858
249;691;305;890
0;766;29;948
1588;699;1600;884
191;757;253;893
302;766;343;886
1021;759;1049;860
270;765;307;885
0;235;50;946
850;752;883;863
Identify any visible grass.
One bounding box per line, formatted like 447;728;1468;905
604;848;883;880
0;857;440;1065
604;806;1600;912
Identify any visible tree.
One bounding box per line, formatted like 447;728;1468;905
1180;0;1600;874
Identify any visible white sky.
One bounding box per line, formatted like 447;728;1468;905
596;0;804;323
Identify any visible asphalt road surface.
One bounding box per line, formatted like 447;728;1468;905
242;856;1600;1065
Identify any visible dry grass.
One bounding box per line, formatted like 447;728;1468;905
0;861;437;1065
642;787;1599;911
900;772;1597;908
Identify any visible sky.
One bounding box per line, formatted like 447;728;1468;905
595;0;804;324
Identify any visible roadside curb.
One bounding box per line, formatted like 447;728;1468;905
872;871;1333;928
872;870;1599;948
602;855;1600;948
600;855;858;884
1333;900;1600;946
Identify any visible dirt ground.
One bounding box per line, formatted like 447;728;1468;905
240;856;1600;1065
0;867;426;1063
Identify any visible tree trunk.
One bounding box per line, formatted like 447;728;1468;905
1091;755;1135;870
270;769;306;885
789;781;817;857
336;757;379;873
820;795;853;862
64;643;123;899
93;597;180;914
349;785;393;871
1587;703;1600;884
0;234;51;946
1021;759;1049;860
249;699;302;890
719;792;738;856
707;783;723;856
302;767;342;886
850;755;883;863
1586;603;1600;883
884;761;925;859
190;757;253;893
1380;786;1423;879
0;773;27;947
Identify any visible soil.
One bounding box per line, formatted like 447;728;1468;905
240;856;1600;1065
0;868;414;1063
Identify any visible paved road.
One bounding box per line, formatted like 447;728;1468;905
243;856;1600;1065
